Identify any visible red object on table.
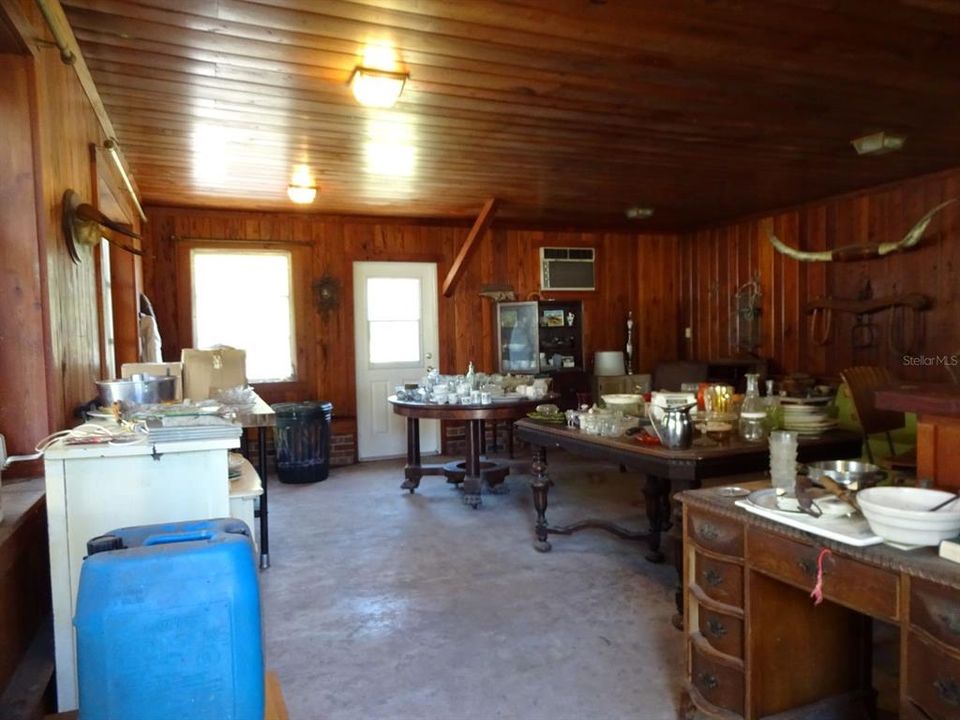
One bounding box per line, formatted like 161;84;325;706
634;429;661;446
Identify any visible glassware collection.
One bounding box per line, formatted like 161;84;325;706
392;362;553;405
395;367;835;449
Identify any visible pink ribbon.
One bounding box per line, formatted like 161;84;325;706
809;548;832;606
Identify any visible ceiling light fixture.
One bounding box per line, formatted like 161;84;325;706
851;131;906;156
626;206;655;220
287;164;317;204
287;184;317;204
351;67;408;108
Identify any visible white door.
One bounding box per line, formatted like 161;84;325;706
354;262;439;459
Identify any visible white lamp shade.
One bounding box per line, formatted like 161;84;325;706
594;351;626;376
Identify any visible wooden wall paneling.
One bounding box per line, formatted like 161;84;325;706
0;53;52;467
802;205;829;377
145;214;177;359
695;228;711;359
715;225;731;360
677;167;960;382
934;173;960;379
29;22;120;424
635;233;680;372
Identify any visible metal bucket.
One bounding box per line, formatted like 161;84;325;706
96;374;177;410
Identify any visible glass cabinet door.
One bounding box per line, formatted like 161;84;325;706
497;301;539;373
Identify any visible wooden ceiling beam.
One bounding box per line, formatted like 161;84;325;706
441;198;499;298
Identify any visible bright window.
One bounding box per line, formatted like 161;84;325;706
191;249;295;382
367;277;421;365
98;239;116;378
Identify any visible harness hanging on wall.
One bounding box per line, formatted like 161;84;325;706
805;285;932;354
730;279;762;353
62;189;142;264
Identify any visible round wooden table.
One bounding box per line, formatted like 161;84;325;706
388;395;553;507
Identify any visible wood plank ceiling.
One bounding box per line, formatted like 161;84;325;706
62;0;960;228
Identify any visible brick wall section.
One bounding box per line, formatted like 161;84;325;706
443;421;522;457
330;432;357;467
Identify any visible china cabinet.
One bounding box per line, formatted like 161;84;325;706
495;300;583;374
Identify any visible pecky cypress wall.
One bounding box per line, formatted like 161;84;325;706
677;167;960;382
142;167;960;464
140;206;680;460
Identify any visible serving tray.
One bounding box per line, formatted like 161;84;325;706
736;489;882;547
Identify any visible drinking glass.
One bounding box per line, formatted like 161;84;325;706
769;431;798;494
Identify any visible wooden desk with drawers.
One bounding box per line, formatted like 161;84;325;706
680;484;960;720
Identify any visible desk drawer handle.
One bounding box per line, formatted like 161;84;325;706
703;568;724;587
937;612;960;636
706;618;727;638
935;678;960;706
697;672;719;690
698;523;720;542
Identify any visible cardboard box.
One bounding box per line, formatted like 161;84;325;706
181;348;247;401
120;362;184;400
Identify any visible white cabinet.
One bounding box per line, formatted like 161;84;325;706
44;435;239;711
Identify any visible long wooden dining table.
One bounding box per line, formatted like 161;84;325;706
513;419;862;560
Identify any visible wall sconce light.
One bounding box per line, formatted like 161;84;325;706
851;131;906;156
287;164;318;204
351;67;408;108
625;206;655;220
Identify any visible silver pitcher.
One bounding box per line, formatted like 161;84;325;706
649;402;696;450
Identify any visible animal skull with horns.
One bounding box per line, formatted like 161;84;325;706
767;199;957;262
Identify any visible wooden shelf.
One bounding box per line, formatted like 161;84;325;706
229;454;263;499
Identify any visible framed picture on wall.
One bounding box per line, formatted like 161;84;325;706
542;309;565;327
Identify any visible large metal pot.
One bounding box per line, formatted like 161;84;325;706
96;374;177;410
805;459;886;490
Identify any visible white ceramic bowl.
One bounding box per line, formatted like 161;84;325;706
857;487;960;546
601;394;643;415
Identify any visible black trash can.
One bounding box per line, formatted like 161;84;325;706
272;401;334;483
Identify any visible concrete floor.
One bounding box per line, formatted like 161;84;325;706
260;451;684;720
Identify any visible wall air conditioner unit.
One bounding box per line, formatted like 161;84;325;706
540;247;595;291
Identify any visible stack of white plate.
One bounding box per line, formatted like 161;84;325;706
780;397;837;435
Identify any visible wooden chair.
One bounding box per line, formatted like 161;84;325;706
840;366;915;469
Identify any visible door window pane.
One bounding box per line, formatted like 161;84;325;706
367;277;421;364
191;250;295;382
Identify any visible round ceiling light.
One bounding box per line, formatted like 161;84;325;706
288;164;318;204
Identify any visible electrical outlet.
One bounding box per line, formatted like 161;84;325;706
684;327;692;339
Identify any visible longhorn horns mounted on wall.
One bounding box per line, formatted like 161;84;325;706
62;189;143;264
767;198;957;262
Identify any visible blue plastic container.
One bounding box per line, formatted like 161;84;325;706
74;519;264;720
